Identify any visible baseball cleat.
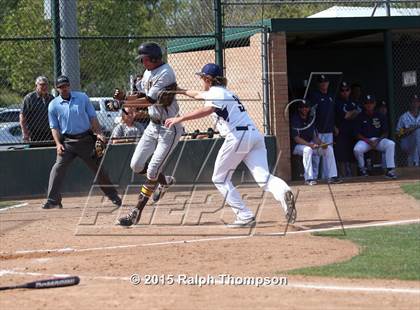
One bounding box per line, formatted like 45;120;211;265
359;168;369;177
42;202;63;209
110;195;122;207
227;217;256;228
327;177;343;184
118;207;141;227
284;190;297;224
385;169;397;179
152;176;175;203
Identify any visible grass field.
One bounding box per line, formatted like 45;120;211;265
0;201;20;209
401;182;420;200
288;224;420;281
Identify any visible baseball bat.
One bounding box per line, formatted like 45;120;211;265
0;276;80;291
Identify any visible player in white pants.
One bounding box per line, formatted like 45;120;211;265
353;94;397;179
396;95;420;166
165;63;296;227
115;43;184;227
291;100;339;185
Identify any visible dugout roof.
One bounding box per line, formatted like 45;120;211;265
167;16;420;53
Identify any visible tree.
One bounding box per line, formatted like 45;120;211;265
0;0;191;97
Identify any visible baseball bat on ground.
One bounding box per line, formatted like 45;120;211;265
0;276;80;291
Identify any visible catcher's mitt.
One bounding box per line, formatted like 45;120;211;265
106;99;122;111
157;83;177;107
93;138;107;159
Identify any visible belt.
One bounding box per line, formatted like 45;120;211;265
236;126;249;131
63;130;92;139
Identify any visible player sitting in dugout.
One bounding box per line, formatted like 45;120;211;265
353;94;397;179
291;100;341;186
396;94;420;167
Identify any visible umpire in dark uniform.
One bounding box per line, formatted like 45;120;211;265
42;75;121;209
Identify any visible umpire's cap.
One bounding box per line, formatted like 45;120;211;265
136;42;162;61
196;63;223;78
55;75;70;87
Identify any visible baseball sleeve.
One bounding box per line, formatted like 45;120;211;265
147;70;175;101
396;114;405;132
21;94;30;116
290;115;300;139
203;89;223;110
48;101;59;129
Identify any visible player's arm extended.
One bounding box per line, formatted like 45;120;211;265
165;106;215;128
176;88;206;100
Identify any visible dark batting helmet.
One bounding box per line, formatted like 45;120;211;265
136;42;162;62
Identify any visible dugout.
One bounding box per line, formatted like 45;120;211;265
169;15;420;181
276;16;420;179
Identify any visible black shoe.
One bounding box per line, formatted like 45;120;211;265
110;196;122;207
42;202;63;209
385;169;397;179
284;191;297;224
118;208;141;227
359;168;369;177
328;177;343;184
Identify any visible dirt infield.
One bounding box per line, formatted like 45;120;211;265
1;176;419;309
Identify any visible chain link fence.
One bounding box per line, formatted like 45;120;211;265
0;0;419;174
0;0;218;147
392;30;420;166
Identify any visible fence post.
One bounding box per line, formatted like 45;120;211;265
51;0;61;82
262;26;270;135
384;30;396;140
385;0;391;16
214;0;224;75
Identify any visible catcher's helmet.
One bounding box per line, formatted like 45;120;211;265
136;42;162;61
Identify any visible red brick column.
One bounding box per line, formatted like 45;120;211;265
269;32;291;181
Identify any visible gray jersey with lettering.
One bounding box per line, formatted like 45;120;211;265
131;62;184;180
137;63;179;121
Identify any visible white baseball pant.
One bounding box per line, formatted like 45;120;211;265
353;138;396;169
313;132;336;179
400;131;420;166
293;144;337;181
212;126;291;220
130;122;183;180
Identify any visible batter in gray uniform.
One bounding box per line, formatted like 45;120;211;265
117;42;184;227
